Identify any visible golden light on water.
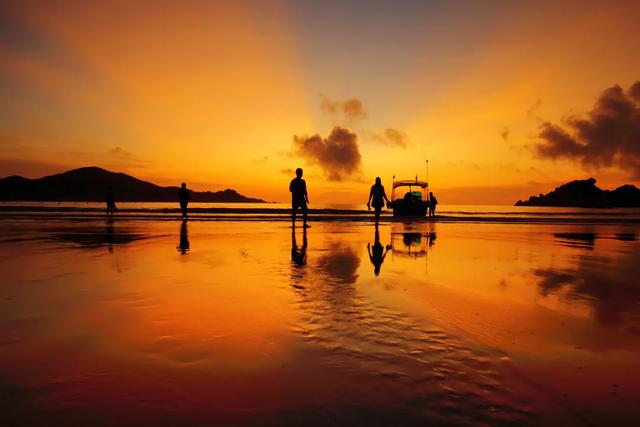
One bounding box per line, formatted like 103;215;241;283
1;218;639;424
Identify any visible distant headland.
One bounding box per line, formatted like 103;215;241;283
0;167;266;203
515;178;640;208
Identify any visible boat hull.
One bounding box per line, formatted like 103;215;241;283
391;201;429;217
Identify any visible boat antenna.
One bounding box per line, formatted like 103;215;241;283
426;160;429;185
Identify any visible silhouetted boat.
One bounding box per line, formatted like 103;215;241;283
390;178;429;217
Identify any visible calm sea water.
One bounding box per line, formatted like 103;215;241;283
2;202;640;223
0;214;639;425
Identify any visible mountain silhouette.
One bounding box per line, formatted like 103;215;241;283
0;167;266;203
515;178;640;208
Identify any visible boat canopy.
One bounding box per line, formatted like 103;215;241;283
393;180;428;188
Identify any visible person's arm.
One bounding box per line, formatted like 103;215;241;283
383;187;391;204
304;181;309;204
367;187;373;209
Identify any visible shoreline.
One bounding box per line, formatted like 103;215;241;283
2;212;640;225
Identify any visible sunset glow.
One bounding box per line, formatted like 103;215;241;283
2;0;640;203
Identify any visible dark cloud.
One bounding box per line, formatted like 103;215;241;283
320;95;367;120
535;81;640;178
292;126;362;181
369;128;409;148
629;81;640;102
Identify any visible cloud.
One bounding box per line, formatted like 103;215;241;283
527;99;542;118
368;128;409;148
292;126;362;181
107;146;149;168
500;126;510;141
109;146;134;158
320;95;367;120
250;156;268;166
535;81;640;178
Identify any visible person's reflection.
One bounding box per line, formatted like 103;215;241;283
291;226;307;267
428;231;437;247
177;219;190;254
368;225;391;276
106;218;115;253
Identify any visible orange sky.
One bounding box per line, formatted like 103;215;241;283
1;0;639;204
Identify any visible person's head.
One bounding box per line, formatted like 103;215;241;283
375;177;381;185
181;182;186;189
295;168;303;178
429;192;433;196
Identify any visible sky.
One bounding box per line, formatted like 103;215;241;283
1;0;639;204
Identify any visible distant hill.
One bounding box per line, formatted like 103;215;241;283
0;167;266;203
515;178;640;208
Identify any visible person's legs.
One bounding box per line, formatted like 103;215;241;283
291;204;298;225
301;203;309;227
374;206;381;226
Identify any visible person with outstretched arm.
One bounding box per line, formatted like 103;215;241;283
290;168;309;228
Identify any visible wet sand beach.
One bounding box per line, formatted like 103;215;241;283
1;214;639;425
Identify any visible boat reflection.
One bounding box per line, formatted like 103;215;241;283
386;223;436;275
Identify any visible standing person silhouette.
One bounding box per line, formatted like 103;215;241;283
290;168;309;228
367;177;391;226
105;186;117;216
428;192;438;217
178;182;190;219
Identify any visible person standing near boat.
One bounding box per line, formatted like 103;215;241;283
367;177;391;226
290;168;309;228
178;182;190;219
428;192;438;217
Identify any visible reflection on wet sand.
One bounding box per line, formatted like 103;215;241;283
177;220;190;254
289;226;533;425
48;219;147;249
1;219;640;425
535;245;640;330
367;226;391;276
291;227;307;267
553;231;638;250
